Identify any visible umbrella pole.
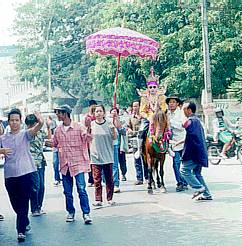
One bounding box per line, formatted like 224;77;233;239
114;53;121;109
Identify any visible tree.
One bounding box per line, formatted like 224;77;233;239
13;0;241;108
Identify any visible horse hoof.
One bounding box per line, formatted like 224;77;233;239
148;189;153;194
160;187;167;193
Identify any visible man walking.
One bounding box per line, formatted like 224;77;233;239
166;95;188;192
128;101;148;184
181;102;212;201
53;105;92;223
0;108;44;242
25;114;50;216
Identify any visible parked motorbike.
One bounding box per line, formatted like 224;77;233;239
206;131;242;165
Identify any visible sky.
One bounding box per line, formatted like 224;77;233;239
0;0;27;46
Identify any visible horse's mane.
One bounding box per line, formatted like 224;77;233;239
153;109;167;131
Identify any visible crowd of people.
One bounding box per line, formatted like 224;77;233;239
0;67;240;243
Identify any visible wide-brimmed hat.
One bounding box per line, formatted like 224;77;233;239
166;95;182;105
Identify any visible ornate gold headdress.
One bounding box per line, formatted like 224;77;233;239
146;67;159;86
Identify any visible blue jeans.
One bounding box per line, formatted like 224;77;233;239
173;151;187;186
62;171;90;215
181;160;211;197
113;145;120;187
134;156;148;181
53;151;61;182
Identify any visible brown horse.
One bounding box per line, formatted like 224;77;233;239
143;109;169;194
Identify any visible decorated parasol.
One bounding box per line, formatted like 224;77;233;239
85;27;159;107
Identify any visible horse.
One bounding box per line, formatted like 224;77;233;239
143;109;169;194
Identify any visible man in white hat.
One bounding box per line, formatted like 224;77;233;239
166;95;188;192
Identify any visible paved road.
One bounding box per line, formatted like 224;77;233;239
0;153;240;246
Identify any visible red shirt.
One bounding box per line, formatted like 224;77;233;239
53;122;92;177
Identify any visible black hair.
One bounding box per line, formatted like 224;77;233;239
95;104;106;114
66;112;71;118
89;100;97;106
25;114;38;126
110;107;119;115
8;108;22;121
187;101;196;113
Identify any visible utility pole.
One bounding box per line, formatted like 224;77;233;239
48;53;52;112
201;0;214;130
46;14;53;112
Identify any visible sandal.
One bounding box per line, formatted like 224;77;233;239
192;188;205;199
196;196;213;201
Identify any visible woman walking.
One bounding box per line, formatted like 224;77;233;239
90;105;117;206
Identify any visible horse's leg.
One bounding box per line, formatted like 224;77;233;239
156;160;161;188
160;154;167;193
147;153;153;194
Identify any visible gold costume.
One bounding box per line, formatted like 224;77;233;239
139;90;167;121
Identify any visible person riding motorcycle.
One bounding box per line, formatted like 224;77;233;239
212;108;238;158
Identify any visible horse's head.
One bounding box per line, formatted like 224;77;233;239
153;109;167;140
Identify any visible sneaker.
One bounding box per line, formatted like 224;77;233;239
83;214;92;224
66;213;75;222
92;201;103;207
38;210;46;215
182;185;188;190
121;176;127;181
134;180;143;185
25;225;31;232
0;214;4;221
87;183;94;187
196;196;213;201
176;185;185;192
167;148;175;158
108;200;116;206
17;233;26;242
32;211;41;217
192;187;206;199
114;186;121;193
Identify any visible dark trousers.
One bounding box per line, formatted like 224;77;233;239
5;172;36;234
88;171;94;184
118;150;127;176
92;164;114;202
30;165;45;212
134;155;148;181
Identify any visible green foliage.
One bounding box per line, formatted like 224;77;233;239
13;0;241;109
228;66;242;102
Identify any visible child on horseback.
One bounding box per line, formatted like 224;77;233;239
136;67;172;157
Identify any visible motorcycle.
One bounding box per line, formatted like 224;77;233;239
206;130;242;165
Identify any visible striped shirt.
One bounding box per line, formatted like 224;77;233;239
53;121;92;177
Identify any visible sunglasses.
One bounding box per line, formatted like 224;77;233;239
149;86;157;89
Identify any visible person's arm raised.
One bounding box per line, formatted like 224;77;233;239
28;112;44;136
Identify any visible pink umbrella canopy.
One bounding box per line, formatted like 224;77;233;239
85;27;159;107
86;27;159;59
